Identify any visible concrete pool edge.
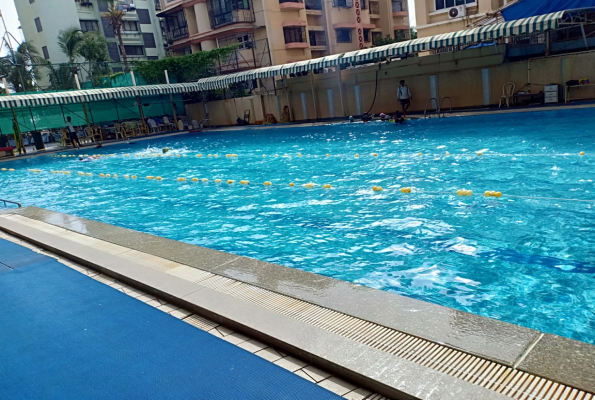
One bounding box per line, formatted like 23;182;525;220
1;207;595;397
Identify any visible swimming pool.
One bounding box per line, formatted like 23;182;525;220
3;107;595;343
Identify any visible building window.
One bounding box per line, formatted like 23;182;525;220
217;33;254;49
236;34;253;49
336;29;351;43
361;0;366;9
363;29;370;42
34;17;42;32
392;0;404;11
29;0;35;3
42;46;49;60
309;31;327;47
305;0;322;10
372;31;382;45
124;45;144;56
283;27;306;44
435;0;475;11
122;20;139;32
207;0;254;29
80;20;99;32
332;0;353;8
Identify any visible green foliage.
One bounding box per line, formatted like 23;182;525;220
133;46;238;84
110;71;125;81
102;1;128;70
373;34;397;47
373;28;417;47
47;63;76;90
0;42;42;92
77;32;112;86
410;27;418;40
57;27;84;72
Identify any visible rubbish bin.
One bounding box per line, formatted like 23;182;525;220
31;131;45;151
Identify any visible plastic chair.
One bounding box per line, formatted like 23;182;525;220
114;123;127;140
162;116;174;131
147;119;159;133
82;127;94;144
124;122;137;137
191;120;200;130
59;129;72;147
499;82;515;108
137;121;149;136
93;126;104;142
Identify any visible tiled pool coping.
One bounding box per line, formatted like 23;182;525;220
1;207;594;399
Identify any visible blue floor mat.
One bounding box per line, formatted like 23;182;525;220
0;240;342;400
0;238;48;269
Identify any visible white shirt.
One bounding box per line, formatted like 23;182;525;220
66;122;76;133
397;85;411;100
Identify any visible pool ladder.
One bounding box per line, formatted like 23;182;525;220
424;97;453;118
0;199;21;208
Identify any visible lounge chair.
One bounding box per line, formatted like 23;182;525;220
59;129;72;147
137;121;149;136
82;127;95;144
148;119;159;133
93;126;104;142
123;122;137;137
162;117;174;131
114;123;126;140
499;82;515;108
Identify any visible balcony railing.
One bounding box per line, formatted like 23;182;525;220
207;0;255;29
309;31;327;47
332;0;353;8
305;0;322;9
392;0;406;12
284;27;307;44
369;1;379;13
166;25;189;42
280;0;303;3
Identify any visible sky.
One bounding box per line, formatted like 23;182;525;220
0;0;417;56
0;0;23;55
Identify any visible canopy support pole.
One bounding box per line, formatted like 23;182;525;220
165;70;178;126
580;23;589;50
283;76;293;122
10;107;25;154
74;75;91;129
309;72;318;120
337;67;346;117
28;107;37;131
113;99;121;121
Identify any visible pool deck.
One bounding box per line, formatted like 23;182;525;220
2;101;594;164
0;206;594;400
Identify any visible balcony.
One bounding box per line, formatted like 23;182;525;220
392;0;408;16
279;0;305;11
207;0;256;29
309;31;327;51
305;0;322;10
332;0;353;8
284;27;308;49
369;1;379;17
166;25;189;42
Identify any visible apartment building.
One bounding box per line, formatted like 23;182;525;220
414;0;509;37
158;0;410;72
15;0;166;75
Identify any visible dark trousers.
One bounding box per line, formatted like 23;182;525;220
69;132;81;148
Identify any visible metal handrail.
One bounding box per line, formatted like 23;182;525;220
199;119;211;128
0;199;21;208
440;97;453;118
424;98;440;119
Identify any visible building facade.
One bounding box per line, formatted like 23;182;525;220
158;0;410;71
15;0;166;75
414;0;508;38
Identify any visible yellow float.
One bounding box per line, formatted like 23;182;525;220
99;173;105;177
124;175;130;178
400;187;411;193
202;178;208;182
113;174;118;178
456;189;473;196
227;180;234;184
86;173;92;176
322;184;331;189
146;176;155;180
264;181;272;186
196;154;203;157
191;178;199;182
131;175;138;179
373;186;383;192
372;153;377;157
105;174;110;177
289;182;295;187
304;183;314;188
355;153;359;157
580;151;585;156
176;177;185;181
240;180;249;185
215;179;222;183
156;177;163;181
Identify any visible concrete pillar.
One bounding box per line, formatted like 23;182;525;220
481;68;491;106
354;85;362;115
195;3;211;33
430;75;439;110
300;92;309;120
327;89;335;118
275;95;281;118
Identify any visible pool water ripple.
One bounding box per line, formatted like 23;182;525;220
2;108;595;343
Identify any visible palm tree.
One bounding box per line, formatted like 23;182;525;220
77;32;112;86
57;27;84;76
0;42;42;92
102;1;128;71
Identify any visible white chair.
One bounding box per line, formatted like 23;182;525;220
177;119;185;131
191;120;200;129
499;82;516;108
162;116;174;131
147;119;159;133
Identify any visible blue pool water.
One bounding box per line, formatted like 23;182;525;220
2;108;595;343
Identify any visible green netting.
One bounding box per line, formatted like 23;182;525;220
0;94;184;135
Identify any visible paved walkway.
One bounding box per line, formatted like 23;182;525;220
0;237;341;399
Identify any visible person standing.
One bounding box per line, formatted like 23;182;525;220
397;80;412;117
65;116;81;148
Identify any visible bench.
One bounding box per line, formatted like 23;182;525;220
0;147;15;158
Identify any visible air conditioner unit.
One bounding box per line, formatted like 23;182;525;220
448;5;466;19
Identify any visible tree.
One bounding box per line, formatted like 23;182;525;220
77;32;112;87
102;1;128;71
373;34;397;47
47;63;76;90
133;46;238;84
410;27;418;40
0;42;42;92
57;27;84;76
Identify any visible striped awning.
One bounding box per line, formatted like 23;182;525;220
340;10;565;64
0;83;199;109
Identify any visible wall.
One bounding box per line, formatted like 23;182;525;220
185;96;265;126
272;48;595;121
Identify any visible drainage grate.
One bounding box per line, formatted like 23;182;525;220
162;269;593;400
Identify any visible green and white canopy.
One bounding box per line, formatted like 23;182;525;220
0;10;578;109
0;83;199;109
